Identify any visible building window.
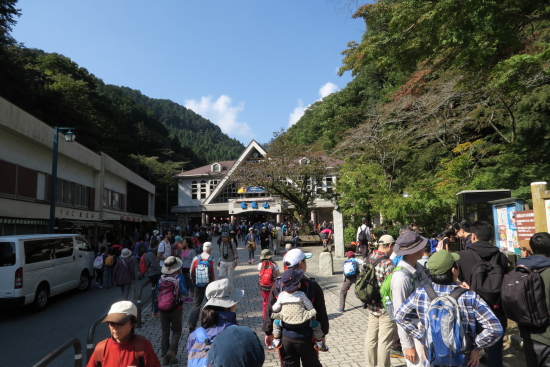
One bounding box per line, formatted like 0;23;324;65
209;180;218;191
191;181;198;200
200;180;207;199
212;182;238;203
212;163;221;172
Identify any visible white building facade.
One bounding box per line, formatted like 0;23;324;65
0;97;156;241
171;140;340;227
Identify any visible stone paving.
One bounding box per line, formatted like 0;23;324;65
136;238;407;366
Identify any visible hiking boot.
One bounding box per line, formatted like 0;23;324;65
390;348;404;358
314;340;329;352
162;354;171;365
166;350;178;364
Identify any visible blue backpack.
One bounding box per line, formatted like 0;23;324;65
188;326;236;367
429;238;439;253
343;259;358;276
424;283;469;366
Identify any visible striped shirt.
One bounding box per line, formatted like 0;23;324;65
394;283;504;366
366;250;395;315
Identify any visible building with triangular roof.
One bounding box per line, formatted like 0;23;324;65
171;140;342;227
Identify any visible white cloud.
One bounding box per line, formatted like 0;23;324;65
288;82;340;127
184;95;254;139
288;99;306;127
319;82;339;99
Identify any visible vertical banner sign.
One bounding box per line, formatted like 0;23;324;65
516;210;536;243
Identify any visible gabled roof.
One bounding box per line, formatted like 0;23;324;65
204;140;267;205
174;161;237;178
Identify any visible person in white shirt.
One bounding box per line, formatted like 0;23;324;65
157;230;173;267
356;218;372;259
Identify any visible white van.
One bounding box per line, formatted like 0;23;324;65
0;234;95;311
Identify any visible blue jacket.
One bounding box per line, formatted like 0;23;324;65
152;273;188;313
186;311;238;355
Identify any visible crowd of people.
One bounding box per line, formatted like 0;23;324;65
87;218;550;367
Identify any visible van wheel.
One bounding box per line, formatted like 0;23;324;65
77;270;91;292
32;284;49;312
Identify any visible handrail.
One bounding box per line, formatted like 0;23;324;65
86;312;108;363
136;278;153;328
32;338;83;367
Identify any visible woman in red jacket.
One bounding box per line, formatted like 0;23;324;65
87;301;160;367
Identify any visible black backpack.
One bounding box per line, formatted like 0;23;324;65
358;226;368;242
137;243;146;257
501;265;550;328
468;249;505;312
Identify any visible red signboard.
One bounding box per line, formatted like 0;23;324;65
515;210;536;242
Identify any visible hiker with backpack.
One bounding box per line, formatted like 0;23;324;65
503;233;550;366
188;242;217;333
104;248;117;289
134;239;148;280
258;249;281;319
457;220;508;367
113;248;136;300
262;249;328;367
355;235;396;367
187;278;244;366
94;246;107;289
151;256;189;365
218;232;239;283
388;231;430;366
394;250;503;367
338;250;362;312
357;218;372;259
270;268;329;352
87;301;160;367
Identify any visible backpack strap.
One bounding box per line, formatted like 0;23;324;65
94;339;109;366
305;278;316;301
193;327;210;344
371;255;388;267
134;335;146;367
424;282;438;301
449;286;468;301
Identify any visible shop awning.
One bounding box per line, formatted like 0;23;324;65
67;221;113;228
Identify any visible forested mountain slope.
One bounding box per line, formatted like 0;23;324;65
283;0;550;231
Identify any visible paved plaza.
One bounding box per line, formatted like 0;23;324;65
136;238;407;366
136;239;524;367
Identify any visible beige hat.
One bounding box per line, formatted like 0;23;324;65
102;301;137;323
121;248;132;258
378;235;396;245
260;249;273;261
161;256;183;274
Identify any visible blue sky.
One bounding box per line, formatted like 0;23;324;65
12;1;365;145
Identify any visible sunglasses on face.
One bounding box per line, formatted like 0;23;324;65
108;321;129;327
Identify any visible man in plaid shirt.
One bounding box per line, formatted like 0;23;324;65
364;235;396;367
394;250;503;367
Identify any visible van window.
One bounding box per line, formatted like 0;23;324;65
25;240;56;264
76;237;92;252
54;238;74;258
0;242;16;266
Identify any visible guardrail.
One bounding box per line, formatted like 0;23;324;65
136;278;153;328
32;338;83;367
86;312;108;363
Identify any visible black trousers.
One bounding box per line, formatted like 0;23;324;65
524;338;550;367
279;335;322;367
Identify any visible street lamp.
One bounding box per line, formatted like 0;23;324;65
49;127;76;233
166;185;175;230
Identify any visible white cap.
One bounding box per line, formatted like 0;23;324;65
102;301;137;323
203;242;212;252
284;249;313;267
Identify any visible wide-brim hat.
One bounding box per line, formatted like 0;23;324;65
121;248;132;258
102;301;137;323
204;279;244;309
260;249;273;261
161;256;183;274
393;232;428;256
152;230;159;235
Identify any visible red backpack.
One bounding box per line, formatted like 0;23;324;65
259;261;276;288
138;254;148;274
157;274;181;311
